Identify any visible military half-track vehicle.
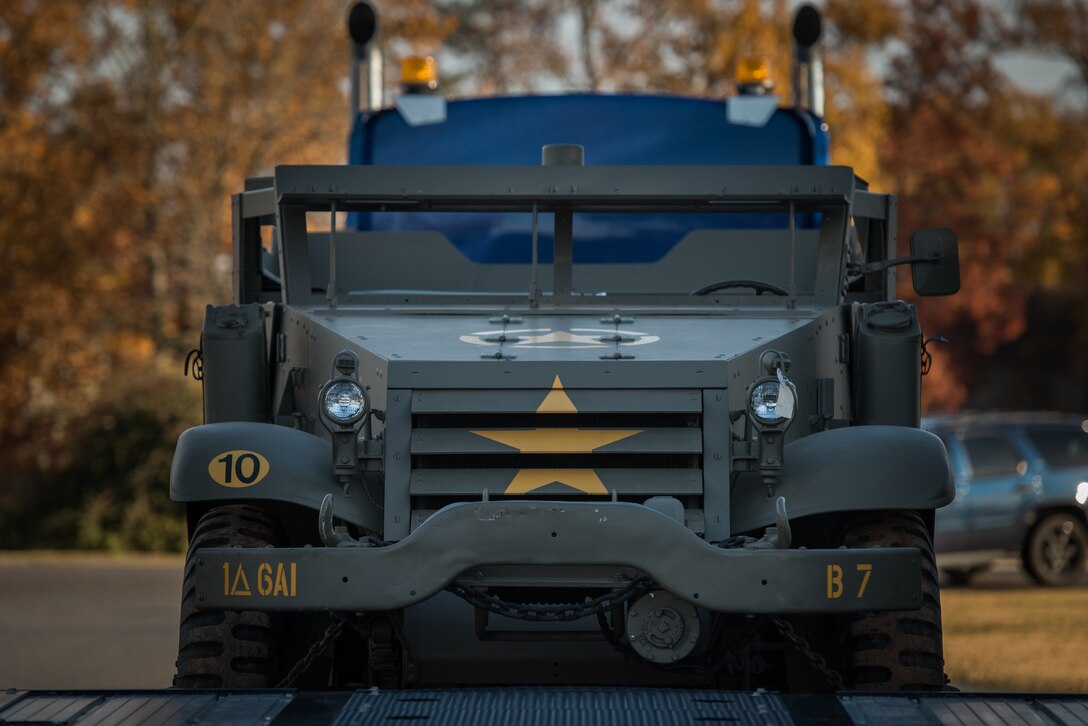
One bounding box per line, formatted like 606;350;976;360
170;147;960;691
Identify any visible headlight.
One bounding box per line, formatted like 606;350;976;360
750;381;786;424
748;369;797;428
322;380;368;424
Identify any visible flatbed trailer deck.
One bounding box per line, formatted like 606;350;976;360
4;688;1088;725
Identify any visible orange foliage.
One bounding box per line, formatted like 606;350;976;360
0;2;363;528
881;0;1088;411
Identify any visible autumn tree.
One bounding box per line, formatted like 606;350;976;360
0;1;367;549
877;0;1088;411
975;0;1088;410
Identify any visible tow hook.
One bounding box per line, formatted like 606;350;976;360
755;496;792;549
773;496;792;548
716;496;793;550
319;493;374;547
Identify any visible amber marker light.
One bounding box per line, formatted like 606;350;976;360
736;57;775;95
401;56;438;92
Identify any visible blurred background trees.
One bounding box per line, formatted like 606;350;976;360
1;0;1086;549
0;0;350;549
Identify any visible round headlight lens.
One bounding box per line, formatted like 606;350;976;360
750;381;786;424
322;380;368;424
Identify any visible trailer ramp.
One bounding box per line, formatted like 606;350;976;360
3;688;1088;726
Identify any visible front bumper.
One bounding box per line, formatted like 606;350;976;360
195;501;922;614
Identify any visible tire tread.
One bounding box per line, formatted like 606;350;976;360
839;509;947;691
175;505;283;689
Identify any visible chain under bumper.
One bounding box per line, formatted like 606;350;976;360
193;500;922;614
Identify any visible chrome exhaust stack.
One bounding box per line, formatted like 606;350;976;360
791;4;824;118
348;1;382;121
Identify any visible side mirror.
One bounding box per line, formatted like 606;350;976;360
910;228;960;296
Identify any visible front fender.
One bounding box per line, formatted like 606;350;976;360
731;425;953;534
170;422;381;531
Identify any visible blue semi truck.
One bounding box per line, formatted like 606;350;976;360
344;3;829;269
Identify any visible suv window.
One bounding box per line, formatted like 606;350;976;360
1025;424;1088;470
963;435;1021;477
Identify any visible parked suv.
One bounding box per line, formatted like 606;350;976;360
924;412;1088;586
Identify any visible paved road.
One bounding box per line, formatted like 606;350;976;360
0;554;183;689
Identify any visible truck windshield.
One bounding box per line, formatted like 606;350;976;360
305;210;825;300
271;164;852;308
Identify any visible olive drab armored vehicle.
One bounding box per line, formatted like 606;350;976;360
169;3;960;693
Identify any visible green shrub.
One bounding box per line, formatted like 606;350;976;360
2;366;199;552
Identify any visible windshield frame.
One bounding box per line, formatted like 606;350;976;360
268;164;856;309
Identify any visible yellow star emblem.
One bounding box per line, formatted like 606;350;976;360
504;469;609;495
471;428;640;453
468;375;644;494
537;375;577;413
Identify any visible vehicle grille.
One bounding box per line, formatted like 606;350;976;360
408;389;704;499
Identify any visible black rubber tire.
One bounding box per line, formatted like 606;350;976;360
838;510;947;691
175;505;285;688
1022;513;1088;587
